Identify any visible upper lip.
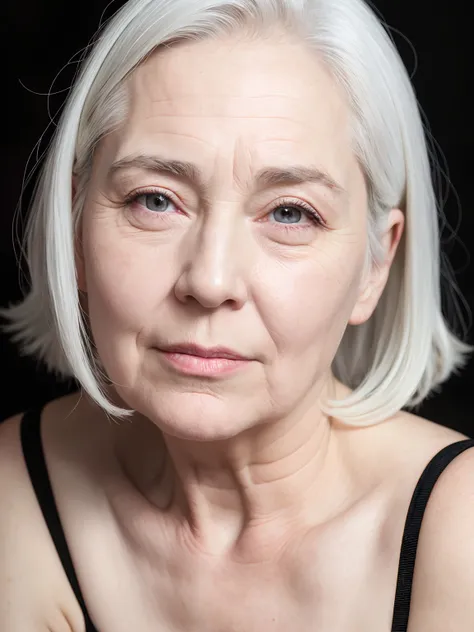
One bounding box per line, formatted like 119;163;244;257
159;343;249;360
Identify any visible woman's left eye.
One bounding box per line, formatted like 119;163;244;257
134;192;177;213
268;202;322;227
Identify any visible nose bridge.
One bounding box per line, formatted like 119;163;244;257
177;207;248;308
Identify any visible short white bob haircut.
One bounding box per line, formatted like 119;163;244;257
1;0;472;425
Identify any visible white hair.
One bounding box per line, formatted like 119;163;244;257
1;0;471;424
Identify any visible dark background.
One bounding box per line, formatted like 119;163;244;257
1;1;472;430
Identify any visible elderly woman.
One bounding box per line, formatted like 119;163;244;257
0;0;473;630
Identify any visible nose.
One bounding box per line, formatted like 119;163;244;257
173;216;249;310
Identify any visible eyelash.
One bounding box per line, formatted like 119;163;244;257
124;187;325;228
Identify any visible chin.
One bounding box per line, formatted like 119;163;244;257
120;387;260;442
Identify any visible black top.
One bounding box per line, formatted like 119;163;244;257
19;407;474;632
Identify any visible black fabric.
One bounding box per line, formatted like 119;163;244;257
20;408;99;632
391;436;474;631
19;407;474;632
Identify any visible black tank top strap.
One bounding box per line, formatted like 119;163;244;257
391;438;474;631
20;408;99;632
18;406;473;632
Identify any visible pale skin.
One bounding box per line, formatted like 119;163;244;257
78;31;404;559
1;30;473;632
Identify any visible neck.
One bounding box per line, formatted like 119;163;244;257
100;379;357;560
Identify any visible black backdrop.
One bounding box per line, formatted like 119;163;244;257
1;1;473;430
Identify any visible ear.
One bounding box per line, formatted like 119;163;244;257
72;175;87;294
348;208;404;326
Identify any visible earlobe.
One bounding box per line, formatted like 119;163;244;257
348;208;404;327
348;264;388;326
347;275;378;326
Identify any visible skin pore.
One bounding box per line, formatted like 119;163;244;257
76;28;404;566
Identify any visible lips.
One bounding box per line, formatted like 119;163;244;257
157;343;251;377
158;343;248;361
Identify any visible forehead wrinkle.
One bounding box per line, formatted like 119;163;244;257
108;151;347;208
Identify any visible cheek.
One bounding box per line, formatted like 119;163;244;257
257;248;363;360
82;217;176;338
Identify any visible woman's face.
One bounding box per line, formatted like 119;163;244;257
79;33;393;439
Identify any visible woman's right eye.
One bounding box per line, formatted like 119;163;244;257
134;192;177;214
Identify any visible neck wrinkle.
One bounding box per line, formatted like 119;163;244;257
160;405;345;558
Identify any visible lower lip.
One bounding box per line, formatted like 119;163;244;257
160;351;250;376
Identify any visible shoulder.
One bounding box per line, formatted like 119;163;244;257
0;411;84;632
346;408;470;495
399;418;474;631
357;410;474;630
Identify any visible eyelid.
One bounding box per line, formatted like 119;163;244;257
125;187;326;227
260;196;326;232
268;196;325;224
124;186;183;210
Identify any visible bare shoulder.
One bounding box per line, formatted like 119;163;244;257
365;409;471;478
380;408;473;507
389;413;474;631
343;407;471;499
341;410;473;627
0;411;84;632
388;408;469;445
346;407;471;526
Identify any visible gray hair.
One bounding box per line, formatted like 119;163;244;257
1;0;472;424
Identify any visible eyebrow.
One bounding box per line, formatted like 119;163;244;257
108;154;346;197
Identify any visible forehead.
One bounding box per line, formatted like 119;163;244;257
112;35;354;183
